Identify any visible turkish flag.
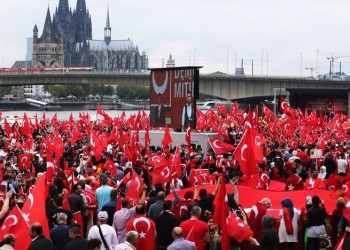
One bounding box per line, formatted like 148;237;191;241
54;129;64;161
262;103;274;118
97;104;113;123
189;169;202;186
84;188;96;206
0;205;28;240
227;210;253;243
107;126;119;144
185;125;191;146
230;101;239;116
104;157;117;176
208;138;235;155
46;151;55;185
71;125;82;144
279;96;289;113
4;118;13;136
249;128;266;161
126;215;156;250
213;173;230;250
73;211;84;236
151;163;172;186
162;124;172;147
233;128;258;178
90;130;105;160
51;113;58;128
125;168;144;205
18;153;32;171
171;146;181;179
216;103;227;116
24;135;34;151
21;113;32;137
21;173;50;238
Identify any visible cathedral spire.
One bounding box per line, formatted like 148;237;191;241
76;0;87;15
43;7;52;33
104;6;111;45
58;0;69;14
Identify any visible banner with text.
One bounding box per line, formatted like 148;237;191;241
150;67;200;129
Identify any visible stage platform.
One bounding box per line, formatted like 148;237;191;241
138;131;217;152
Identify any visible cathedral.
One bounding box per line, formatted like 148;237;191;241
32;0;148;71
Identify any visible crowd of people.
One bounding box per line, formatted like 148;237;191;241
0;104;349;250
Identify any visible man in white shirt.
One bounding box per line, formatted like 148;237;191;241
115;231;139;250
88;211;118;250
337;152;348;176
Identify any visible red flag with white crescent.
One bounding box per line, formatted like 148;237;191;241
208;138;235;155
21;173;50;237
125;168;144;205
18;153;32;171
125;215;156;250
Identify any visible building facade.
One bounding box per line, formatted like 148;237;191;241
32;0;148;72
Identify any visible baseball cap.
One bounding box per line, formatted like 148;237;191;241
98;211;108;220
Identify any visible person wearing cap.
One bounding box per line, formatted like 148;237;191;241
87;211;118;250
248;198;272;239
96;173;113;211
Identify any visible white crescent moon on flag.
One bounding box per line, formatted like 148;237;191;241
186;128;190;137
161;167;170;178
263;106;268;113
281;101;287;110
343;185;348;193
245;121;252;128
136;177;140;192
21;157;28;163
133;217;151;231
4;215;18;227
152;71;168;95
28;194;34;210
284;124;289;131
90;134;96;147
213;140;223;149
241;144;248;161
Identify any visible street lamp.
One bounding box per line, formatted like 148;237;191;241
194;49;197;66
316;49;319;76
261;49;264;76
226;49;229;74
266;51;268;76
234;51;237;72
300;52;303;77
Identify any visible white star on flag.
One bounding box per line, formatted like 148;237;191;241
288;184;295;191
139;231;146;238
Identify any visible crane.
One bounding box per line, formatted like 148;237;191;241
326;54;350;75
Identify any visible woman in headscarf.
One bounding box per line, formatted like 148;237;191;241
278;198;299;250
318;166;327;180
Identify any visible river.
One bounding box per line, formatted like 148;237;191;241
1;110;149;121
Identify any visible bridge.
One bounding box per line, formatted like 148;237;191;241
0;71;349;100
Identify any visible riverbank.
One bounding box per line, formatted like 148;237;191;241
0;100;149;111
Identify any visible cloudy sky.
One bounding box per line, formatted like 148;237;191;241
1;0;350;76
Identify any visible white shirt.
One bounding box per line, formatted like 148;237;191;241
337;158;347;174
88;224;118;250
115;241;136;250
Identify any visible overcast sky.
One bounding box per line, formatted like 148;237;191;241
1;0;350;76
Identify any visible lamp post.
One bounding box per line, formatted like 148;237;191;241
300;52;303;77
316;49;319;76
68;53;71;68
194;49;197;66
234;51;237;72
261;49;264;76
266;52;268;76
226;49;229;74
188;51;191;66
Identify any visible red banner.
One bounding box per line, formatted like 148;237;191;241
150;67;200;129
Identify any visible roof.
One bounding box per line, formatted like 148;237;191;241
11;61;32;68
79;39;134;52
206;71;229;77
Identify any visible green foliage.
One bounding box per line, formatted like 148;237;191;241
116;85;149;99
